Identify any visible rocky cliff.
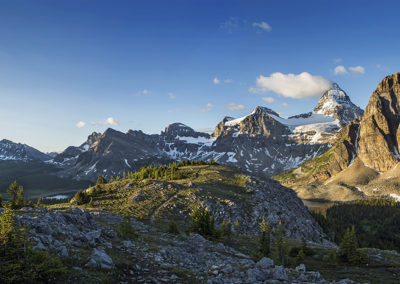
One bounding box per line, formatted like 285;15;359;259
358;73;400;172
275;73;400;201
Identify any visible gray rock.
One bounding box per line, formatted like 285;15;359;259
33;241;46;251
85;247;115;269
221;264;233;274
295;263;306;273
57;246;68;257
255;257;274;270
247;268;265;281
271;266;288;281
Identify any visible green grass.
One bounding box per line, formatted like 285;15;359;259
73;164;251;229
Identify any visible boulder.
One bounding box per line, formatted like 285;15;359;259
255;257;274;270
85;247;115;269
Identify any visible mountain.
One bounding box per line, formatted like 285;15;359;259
0;139;51;162
313;83;363;127
0;139;91;198
51;83;363;181
274;73;400;201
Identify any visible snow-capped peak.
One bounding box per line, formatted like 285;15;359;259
313;83;363;126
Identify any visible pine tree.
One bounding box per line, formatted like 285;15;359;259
259;216;271;257
96;175;108;185
271;221;284;265
0;205;15;251
296;249;305;263
234;219;239;232
282;237;289;265
167;220;179;234
7;180;25;208
88;197;94;207
339;226;361;264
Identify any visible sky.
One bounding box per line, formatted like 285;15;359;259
0;0;399;152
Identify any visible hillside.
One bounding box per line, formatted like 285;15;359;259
274;73;400;201
73;163;326;243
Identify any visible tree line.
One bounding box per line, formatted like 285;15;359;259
312;198;400;252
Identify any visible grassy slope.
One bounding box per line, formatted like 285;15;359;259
79;164;249;228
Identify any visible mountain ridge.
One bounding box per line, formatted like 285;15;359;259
48;83;363;181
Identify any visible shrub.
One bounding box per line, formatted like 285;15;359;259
187;207;221;240
73;191;90;205
118;215;138;239
167;220;180;235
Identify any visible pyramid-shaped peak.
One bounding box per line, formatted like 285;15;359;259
313;83;363;126
253;106;280;117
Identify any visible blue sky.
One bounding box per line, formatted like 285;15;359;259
0;0;399;152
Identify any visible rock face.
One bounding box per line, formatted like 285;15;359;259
0;139;50;162
275;73;400;200
50;83;362;182
358;73;400;172
205;177;327;242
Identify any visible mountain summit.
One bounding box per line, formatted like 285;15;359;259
0;139;50;162
313;83;364;126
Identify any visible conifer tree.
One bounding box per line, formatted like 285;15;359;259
259;216;271;257
0;205;15;251
234;219;239;232
7;180;25;208
339;226;361;264
96;175;108;185
271;221;284;265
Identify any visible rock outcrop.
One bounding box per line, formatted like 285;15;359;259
15;206;358;283
358;73;400;172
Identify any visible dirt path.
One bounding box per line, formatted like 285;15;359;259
150;192;179;223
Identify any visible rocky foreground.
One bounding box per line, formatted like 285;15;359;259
12;206;362;283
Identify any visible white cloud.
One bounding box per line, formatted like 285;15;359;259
220;17;241;33
136;89;150;96
252;21;272;32
262;97;275;103
281;102;289;107
201;103;214;113
213;77;220;85
333;65;348;75
349;66;365;75
225;103;245;111
76;121;86;128
333;65;365;76
255;72;332;99
169;92;175;99
333;58;342;64
248;86;263;94
105;117;120;126
224;79;233;83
